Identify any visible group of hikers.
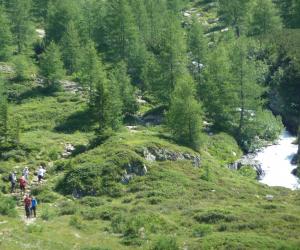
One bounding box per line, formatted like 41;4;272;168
8;164;46;219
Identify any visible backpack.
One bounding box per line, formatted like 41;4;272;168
8;174;12;182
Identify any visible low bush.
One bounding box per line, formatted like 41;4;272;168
79;196;104;207
151;236;179;250
58;200;77;215
0;196;17;216
31;186;59;203
41;208;56;221
69;215;85;230
192;224;212;237
194;210;237;224
26;224;44;233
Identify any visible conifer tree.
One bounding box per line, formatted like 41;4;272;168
158;13;187;103
110;61;138;115
188;18;207;83
128;0;150;43
92;59;122;133
0;6;12;60
167;74;203;150
40;41;65;87
81;41;122;132
145;0;167;51
202;45;236;131
80;41;103;105
9;0;34;53
105;0;147;82
0;79;8;145
60;21;83;74
229;39;264;143
45;0;79;43
218;0;253;37
250;0;282;37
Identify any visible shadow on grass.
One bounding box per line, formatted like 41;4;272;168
55;108;97;133
16;85;56;102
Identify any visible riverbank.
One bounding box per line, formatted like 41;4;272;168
255;130;299;190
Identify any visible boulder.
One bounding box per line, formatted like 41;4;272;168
228;155;264;178
265;195;274;201
121;162;148;184
142;147;201;167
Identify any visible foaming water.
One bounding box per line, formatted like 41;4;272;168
255;130;299;190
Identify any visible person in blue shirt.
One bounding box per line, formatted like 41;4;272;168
30;196;38;218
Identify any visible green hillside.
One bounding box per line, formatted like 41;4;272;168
0;0;299;249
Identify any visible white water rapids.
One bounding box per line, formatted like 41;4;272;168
255;130;300;190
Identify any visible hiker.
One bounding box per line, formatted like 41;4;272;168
9;171;17;193
30;196;38;218
37;165;46;183
24;194;32;219
22;167;30;182
19;176;27;194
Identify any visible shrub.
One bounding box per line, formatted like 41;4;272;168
13;55;36;81
79;196;104;207
238;166;257;179
58;200;77;215
69;215;84;230
26;224;44;233
80;208;102;220
41;208;55;221
56;163;123;197
194;211;237;224
31;186;59;203
0;196;16;216
81;247;111;250
151;236;179;250
192;224;212;237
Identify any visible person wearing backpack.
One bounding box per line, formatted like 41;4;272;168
30;196;38;218
24;194;32;219
22;167;30;182
19;176;27;195
9;171;17;193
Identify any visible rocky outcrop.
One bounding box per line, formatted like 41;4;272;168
142;147;201;168
121;162;148;184
0;64;14;73
62;143;75;158
228;154;264;178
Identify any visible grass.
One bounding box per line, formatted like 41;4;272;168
0;86;299;249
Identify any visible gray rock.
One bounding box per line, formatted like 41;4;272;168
142;147;201;167
265;195;274;201
121;174;134;184
228;155;264;179
143;148;156;162
0;64;14;73
291;154;298;165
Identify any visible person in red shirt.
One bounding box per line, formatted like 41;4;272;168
24;194;31;219
19;176;26;195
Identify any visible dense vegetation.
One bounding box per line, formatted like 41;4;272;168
0;0;299;249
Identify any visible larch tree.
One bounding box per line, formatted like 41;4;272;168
167;74;203;150
218;0;253;37
202;45;236;131
0;79;8;145
60;21;83;74
40;41;65;88
229;38;265;144
157;12;187;104
9;0;34;53
188;18;207;83
0;6;12;60
250;0;282;38
109;61;138;115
